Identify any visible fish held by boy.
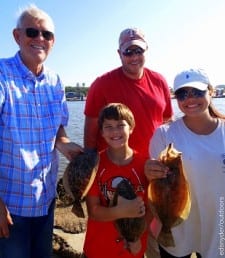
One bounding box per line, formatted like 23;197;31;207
113;179;146;243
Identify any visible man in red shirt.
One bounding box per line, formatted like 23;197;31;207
84;27;173;158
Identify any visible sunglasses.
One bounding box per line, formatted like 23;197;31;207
175;88;207;101
23;27;54;41
122;47;145;57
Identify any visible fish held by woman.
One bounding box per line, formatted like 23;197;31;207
148;143;191;247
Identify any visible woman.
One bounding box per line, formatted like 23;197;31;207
145;68;225;258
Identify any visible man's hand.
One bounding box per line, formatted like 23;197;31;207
55;125;83;161
56;140;83;161
0;199;13;238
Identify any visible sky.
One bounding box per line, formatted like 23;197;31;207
1;0;225;88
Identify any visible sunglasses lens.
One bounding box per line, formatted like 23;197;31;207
135;48;144;55
192;89;206;97
175;90;185;101
25;28;54;41
26;28;39;38
122;50;130;56
123;47;144;57
175;88;206;101
42;31;54;41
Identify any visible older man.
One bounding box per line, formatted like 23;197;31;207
0;4;82;258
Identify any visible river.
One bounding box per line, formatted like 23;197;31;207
58;98;225;177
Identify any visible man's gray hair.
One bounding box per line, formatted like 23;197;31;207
16;4;55;32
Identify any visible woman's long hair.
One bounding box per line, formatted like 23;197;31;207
208;84;225;119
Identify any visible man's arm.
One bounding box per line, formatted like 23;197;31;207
84;116;99;151
55;125;83;160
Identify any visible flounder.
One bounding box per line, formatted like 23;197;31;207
113;179;146;242
148;143;191;246
59;151;99;218
56;177;74;207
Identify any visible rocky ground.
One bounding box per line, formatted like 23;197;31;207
52;198;197;258
52;199;87;258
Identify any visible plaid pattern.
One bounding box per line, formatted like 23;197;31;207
0;52;69;216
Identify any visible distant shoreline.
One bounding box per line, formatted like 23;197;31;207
170;95;225;99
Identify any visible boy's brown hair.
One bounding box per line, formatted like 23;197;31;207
98;103;135;130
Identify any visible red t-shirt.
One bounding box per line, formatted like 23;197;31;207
84;67;173;157
83;150;148;258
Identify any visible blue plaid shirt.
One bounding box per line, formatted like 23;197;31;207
0;52;69;216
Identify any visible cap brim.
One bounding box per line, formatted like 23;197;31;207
120;40;147;52
174;82;208;92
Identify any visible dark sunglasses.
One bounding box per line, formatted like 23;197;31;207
175;88;207;101
23;27;54;41
122;47;145;57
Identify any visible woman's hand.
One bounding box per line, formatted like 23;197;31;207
144;159;169;182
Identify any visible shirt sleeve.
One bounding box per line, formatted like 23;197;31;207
0;83;5;113
149;126;167;159
58;78;69;127
84;77;107;117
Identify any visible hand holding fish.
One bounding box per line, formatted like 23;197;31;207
55;125;83;161
56;141;83;161
116;196;146;218
144;159;169;181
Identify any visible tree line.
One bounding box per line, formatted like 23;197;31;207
65;85;89;96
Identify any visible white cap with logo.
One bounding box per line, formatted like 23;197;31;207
174;68;210;92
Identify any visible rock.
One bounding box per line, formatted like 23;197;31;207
53;202;87;257
52;233;83;258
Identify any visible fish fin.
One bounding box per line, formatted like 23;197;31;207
81;155;99;199
71;201;85;218
157;229;175;247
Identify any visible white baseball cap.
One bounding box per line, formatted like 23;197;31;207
173;68;210;92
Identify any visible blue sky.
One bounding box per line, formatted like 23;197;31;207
1;0;225;87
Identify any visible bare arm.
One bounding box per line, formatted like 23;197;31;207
86;195;146;255
55;125;83;161
86;195;145;222
84;116;99;150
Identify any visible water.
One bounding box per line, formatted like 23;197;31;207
58;98;225;176
65;101;85;146
58;101;85;176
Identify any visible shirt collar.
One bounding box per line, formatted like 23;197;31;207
15;51;46;82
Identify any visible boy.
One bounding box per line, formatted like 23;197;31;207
83;103;149;258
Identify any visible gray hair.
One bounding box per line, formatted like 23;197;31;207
16;3;55;32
